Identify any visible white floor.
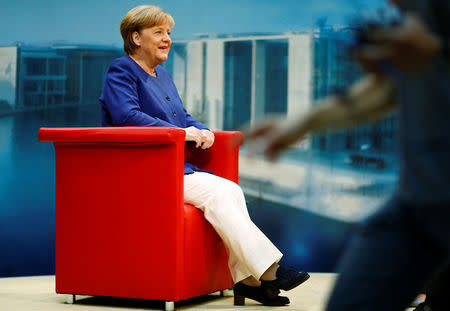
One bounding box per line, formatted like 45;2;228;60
0;273;416;311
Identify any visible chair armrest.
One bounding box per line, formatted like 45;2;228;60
185;131;244;183
38;126;185;144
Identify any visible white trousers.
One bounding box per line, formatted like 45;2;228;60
184;172;283;283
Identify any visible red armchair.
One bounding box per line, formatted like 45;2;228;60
38;127;243;310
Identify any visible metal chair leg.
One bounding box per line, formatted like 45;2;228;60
165;301;175;311
65;294;76;304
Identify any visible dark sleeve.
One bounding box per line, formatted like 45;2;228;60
102;62;176;127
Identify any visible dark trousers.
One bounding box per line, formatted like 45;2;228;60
325;195;450;311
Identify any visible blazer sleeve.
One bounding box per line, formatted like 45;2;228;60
102;62;177;127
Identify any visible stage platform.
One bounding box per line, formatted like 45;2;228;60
0;273;416;310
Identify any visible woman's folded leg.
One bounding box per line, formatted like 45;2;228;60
184;172;283;283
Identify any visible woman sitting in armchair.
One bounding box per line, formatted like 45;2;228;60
99;5;309;306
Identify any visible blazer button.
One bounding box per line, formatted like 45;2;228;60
173;111;177;116
166;96;171;101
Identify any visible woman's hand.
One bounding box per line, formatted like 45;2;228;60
184;127;214;149
200;129;215;149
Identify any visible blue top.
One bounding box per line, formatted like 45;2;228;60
99;54;208;174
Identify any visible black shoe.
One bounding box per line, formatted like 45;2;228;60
233;282;290;306
261;266;310;291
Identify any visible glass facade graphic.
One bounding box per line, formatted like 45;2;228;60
223;41;252;130
58;48;123;105
1;45;123;112
19;51;66;108
261;40;288;115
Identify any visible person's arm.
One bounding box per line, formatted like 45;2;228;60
102;63;177;127
245;74;397;160
296;75;396;132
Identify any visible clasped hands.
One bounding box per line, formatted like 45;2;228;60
184;126;215;149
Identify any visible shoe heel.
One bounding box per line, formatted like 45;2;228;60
234;294;245;306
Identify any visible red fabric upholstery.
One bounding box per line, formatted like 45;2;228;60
38;127;243;301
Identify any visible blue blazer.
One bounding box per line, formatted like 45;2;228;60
99;55;208;174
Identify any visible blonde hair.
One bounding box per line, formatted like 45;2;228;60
120;5;175;55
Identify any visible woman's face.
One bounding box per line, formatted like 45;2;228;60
134;23;172;65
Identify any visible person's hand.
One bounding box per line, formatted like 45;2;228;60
244;115;308;161
184;127;214;149
199;129;214;149
184;126;203;147
356;14;442;73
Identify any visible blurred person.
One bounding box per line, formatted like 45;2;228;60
245;0;450;310
99;5;309;307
